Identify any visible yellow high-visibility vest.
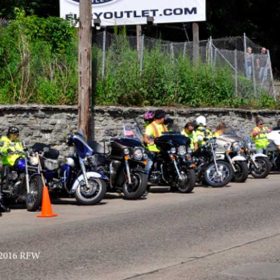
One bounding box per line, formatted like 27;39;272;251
0;136;24;166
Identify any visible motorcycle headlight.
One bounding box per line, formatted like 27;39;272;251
232;142;241;152
29;156;39;166
177;145;186;156
224;143;231;150
44;158;59;170
133;148;143;161
250;143;257;151
124;148;130;155
170;147;176;154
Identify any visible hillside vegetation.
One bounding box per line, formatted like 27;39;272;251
0;12;278;109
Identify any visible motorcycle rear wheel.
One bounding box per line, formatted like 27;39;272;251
26;175;43;212
123;172;148;200
204;161;233;188
75;177;107;205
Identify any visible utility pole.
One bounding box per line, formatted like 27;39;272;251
192;22;199;66
78;0;92;140
136;25;142;62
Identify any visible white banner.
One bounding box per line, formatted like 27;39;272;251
60;0;206;26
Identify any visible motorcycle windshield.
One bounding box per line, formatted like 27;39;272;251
122;123;143;142
157;133;190;145
113;137;143;148
218;128;242;142
72;133;93;159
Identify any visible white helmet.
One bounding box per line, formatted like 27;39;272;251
196;115;206;126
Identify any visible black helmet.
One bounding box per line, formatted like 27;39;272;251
154;110;166;120
7;126;19;135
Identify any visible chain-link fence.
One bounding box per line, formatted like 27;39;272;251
94;32;275;99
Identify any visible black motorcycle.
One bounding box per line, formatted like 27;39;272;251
192;138;233;187
88;129;149;200
148;132;196;193
0;150;43;211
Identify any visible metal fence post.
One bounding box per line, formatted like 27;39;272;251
101;30;106;80
252;53;257;97
170;43;174;63
140;35;144;73
234;49;238;97
183;42;186;58
267;50;276;99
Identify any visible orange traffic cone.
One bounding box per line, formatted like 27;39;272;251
37;185;58;218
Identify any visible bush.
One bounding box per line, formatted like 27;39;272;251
0;10;77;104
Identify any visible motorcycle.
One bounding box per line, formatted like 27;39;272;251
32;132;107;205
88;124;149;199
241;136;271;178
267;128;280;170
148;132;196;193
215;131;248;182
0;149;43;211
192;138;233;187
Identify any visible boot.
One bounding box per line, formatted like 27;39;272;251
0;199;10;213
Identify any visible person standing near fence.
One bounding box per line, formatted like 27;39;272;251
256;47;269;83
245;47;253;79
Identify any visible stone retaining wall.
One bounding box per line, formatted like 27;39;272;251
0;105;280;154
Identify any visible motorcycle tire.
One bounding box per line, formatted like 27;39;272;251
26;174;43;212
204;160;233;188
75;177;107;205
176;169;196;193
123;171;148;200
250;157;271;178
232;161;248;183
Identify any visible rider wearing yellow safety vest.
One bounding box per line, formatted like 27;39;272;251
251;118;271;153
213;122;227;138
195;115;213;147
0;126;24;166
144;110;168;152
0;127;23;213
181;121;198;151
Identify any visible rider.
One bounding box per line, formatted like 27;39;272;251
0;126;24;212
181;121;198;151
251;118;271;153
0;126;24;166
144;109;168;153
195;115;213;147
143;111;155;128
214;122;227;137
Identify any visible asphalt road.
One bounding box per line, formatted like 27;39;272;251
1;174;280;280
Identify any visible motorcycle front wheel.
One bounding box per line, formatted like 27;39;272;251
26;174;43;212
123;171;148;200
176;169;196;193
204;161;233;187
250;157;271;178
232;161;248;183
75;177;107;205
